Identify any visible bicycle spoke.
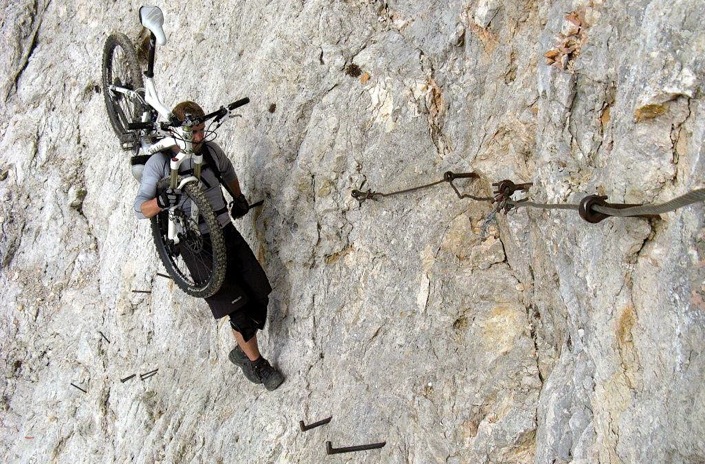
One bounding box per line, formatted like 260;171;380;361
112;50;135;122
113;97;129;127
150;183;226;297
102;33;144;144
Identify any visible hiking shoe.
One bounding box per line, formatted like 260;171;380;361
228;347;261;385
252;357;285;391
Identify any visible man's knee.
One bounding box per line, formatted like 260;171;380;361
230;322;257;342
229;309;260;342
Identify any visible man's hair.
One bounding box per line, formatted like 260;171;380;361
172;101;205;123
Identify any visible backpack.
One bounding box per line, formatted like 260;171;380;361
130;154;152;181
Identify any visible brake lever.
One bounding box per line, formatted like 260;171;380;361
212;106;228;123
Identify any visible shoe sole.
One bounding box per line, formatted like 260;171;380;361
264;374;285;391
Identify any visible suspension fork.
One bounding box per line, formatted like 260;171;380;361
166;125;204;244
166;176;200;244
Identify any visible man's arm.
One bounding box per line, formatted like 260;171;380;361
227;178;243;198
140;197;163;218
208;142;240;196
134;154;167;219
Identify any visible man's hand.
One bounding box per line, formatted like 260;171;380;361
230;194;249;219
156;188;181;209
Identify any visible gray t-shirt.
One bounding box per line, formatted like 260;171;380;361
133;141;238;228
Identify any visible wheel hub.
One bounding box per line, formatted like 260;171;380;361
181;229;204;254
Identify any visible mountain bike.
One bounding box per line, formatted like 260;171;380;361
101;5;248;298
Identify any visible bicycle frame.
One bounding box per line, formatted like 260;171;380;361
143;77;171;120
101;6;242;297
107;7;205;246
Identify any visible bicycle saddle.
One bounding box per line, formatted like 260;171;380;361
139;5;166;45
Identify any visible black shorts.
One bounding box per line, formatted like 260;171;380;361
182;222;272;341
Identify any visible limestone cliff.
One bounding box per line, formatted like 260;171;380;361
1;0;704;462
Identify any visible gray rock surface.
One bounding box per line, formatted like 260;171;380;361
1;0;704;462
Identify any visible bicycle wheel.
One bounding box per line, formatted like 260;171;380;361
102;33;145;148
150;183;227;298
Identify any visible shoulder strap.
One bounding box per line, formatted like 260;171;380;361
201;143;221;178
203;144;238;200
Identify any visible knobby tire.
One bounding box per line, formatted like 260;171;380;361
150;183;227;298
102;33;145;147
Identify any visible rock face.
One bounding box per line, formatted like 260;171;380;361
1;0;705;462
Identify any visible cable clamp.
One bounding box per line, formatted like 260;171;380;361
492;180;533;213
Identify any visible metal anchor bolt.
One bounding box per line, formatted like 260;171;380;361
140;369;159;380
326;440;386;455
299;416;332;432
70;383;87;393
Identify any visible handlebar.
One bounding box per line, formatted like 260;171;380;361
203;97;250;123
127;97;250;131
228;97;250;111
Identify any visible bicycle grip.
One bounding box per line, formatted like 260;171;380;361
127;121;154;130
227;97;250;111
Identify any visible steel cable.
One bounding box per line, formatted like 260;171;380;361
353;172;705;224
510;201;578;211
351;172;493;204
593;188;705;217
507;189;705;219
372;178;447;198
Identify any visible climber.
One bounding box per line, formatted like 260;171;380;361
133;100;284;392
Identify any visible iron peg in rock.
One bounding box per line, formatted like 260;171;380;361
326;440;386;455
299;416;332;432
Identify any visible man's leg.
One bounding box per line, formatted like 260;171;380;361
232;329;261;361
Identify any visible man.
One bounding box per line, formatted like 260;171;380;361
134;101;284;391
